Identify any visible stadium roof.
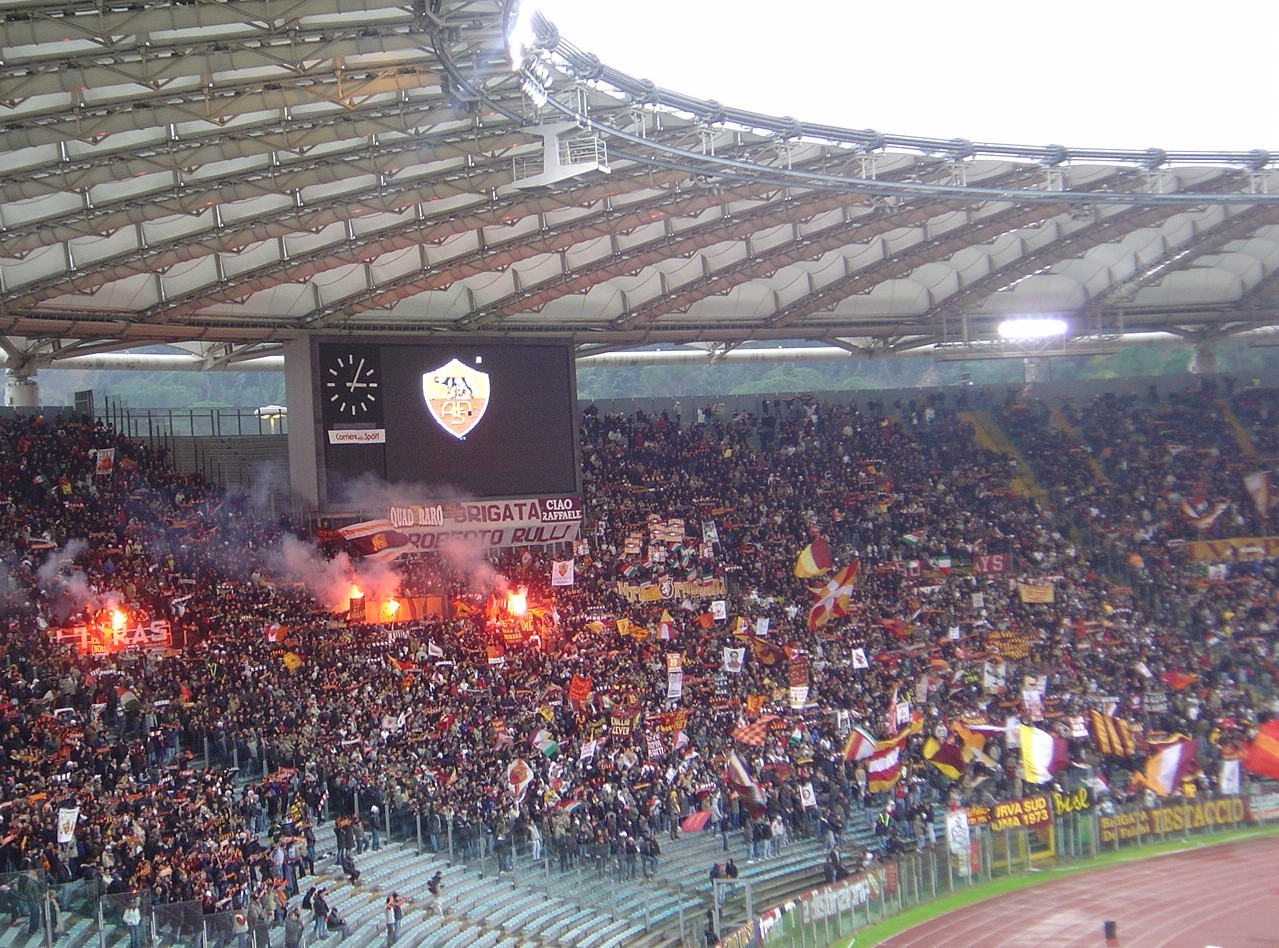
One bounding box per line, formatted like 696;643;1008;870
0;0;1277;375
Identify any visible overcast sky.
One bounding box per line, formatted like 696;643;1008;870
534;0;1279;152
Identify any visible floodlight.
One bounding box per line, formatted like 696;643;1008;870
997;318;1068;340
507;0;538;69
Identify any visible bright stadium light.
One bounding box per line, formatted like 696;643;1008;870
507;0;539;69
997;317;1068;340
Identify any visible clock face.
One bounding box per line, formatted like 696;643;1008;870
323;350;381;418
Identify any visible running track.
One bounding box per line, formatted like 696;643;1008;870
879;836;1279;947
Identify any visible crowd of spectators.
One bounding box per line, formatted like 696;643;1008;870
0;378;1275;934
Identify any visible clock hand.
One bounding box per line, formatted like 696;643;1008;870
347;358;366;392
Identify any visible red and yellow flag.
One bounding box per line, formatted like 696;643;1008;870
1244;720;1279;780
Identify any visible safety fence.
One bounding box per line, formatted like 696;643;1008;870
0;877;250;948
721;791;1261;948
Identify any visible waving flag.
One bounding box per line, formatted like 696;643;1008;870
1160;671;1199;692
727;750;766;817
731;715;780;746
530;728;560;758
794;539;833;578
748;635;788;666
1245;471;1277;517
117;687;141;711
1244;720;1279;780
842;725;877;762
923;738;965;780
680;810;713;833
1089;709;1136;757
867;733;907;792
1179;499;1230;531
1020;725;1068;784
807;562;860;632
506;758;533;802
338;519;412;563
950;721;997;769
1142;738;1197;795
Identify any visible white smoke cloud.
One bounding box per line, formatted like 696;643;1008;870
34;539;123;621
438;535;502;596
328;473;503;594
272;535;400;611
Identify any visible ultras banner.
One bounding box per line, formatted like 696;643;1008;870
340;497;583;551
1098;796;1247;845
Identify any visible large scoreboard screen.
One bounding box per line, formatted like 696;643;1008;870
314;339;580;503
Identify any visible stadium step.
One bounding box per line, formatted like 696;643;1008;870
1216;396;1262;459
1047;406;1109;483
959;410;1049;501
5;816;881;948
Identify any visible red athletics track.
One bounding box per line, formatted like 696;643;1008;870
879;836;1279;947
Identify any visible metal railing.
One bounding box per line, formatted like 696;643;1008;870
99;399;289;439
727;793;1256;947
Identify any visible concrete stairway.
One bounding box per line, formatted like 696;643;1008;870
1047;406;1109;483
1216;396;1261;460
957;411;1048;501
5;806;891;948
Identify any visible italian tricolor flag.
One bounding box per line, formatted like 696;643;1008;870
1019;725;1068;785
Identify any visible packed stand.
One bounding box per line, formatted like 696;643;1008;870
0;386;1275;936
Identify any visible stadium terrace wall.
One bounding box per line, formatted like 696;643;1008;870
585;370;1279;421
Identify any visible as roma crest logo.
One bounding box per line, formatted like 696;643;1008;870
422;358;490;439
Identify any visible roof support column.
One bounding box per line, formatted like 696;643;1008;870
5;368;38;408
1189;343;1219;375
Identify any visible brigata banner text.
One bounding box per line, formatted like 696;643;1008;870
347;496;584;551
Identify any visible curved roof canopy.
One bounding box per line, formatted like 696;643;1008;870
0;0;1276;374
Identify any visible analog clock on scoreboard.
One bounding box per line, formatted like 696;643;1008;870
320;346;383;425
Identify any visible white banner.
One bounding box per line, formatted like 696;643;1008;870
1219;758;1241;796
49;620;172;655
945;809;971;876
550;559;575;587
365;496;584;550
93;448;115;476
666;670;684;701
800;782;818;809
851;648;869;669
56;807;79;844
722;647;745;674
